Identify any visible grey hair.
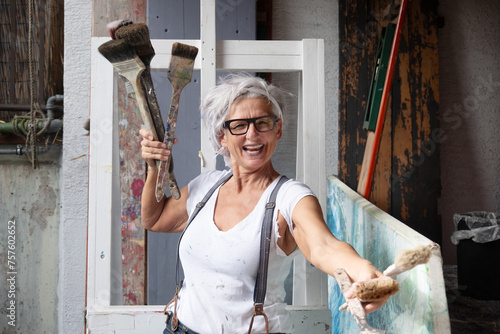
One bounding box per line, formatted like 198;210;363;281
200;73;288;161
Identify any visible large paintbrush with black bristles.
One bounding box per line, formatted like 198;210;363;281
113;22;181;200
98;38;157;140
114;23;165;141
155;42;198;202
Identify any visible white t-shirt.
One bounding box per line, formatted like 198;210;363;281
172;169;315;334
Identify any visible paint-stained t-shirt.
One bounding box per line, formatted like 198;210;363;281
168;169;315;333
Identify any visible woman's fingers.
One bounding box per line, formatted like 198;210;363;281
344;275;394;314
139;129;178;162
141;139;168;161
362;299;388;314
139;128;155;141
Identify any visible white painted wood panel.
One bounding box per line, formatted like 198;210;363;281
88;37;117;307
293;39;328;307
200;1;217;172
86;306;331;333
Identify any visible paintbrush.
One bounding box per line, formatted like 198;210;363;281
350;277;399;302
98;38;157;141
334;268;386;334
114;22;166;140
339;244;434;311
106;19;133;39
113;22;181;200
155;42;198;202
383;244;433;277
106;19;136;98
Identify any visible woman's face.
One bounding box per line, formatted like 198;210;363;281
220;97;282;173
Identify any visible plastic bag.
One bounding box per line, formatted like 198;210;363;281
450;211;500;245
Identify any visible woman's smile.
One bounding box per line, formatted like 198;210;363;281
243;144;265;154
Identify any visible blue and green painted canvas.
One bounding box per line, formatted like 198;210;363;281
326;176;450;334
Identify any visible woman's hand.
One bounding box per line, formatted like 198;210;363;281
344;265;392;314
139;129;173;168
139;129;187;232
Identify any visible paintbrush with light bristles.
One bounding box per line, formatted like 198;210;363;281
155;42;198;202
338;244;435;312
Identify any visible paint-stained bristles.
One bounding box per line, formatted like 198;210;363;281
394;245;432;271
354;278;399;302
114;23;155;60
98;39;137;64
106;19;132;39
171;42;199;60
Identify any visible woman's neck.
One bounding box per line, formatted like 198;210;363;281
227;163;280;193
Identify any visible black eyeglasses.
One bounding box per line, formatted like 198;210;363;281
223;115;279;135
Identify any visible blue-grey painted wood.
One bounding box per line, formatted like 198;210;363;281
148;1;200;39
146;0;256;305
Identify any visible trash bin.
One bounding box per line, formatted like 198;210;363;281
451;211;500;300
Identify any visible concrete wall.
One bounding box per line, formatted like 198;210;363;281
0;164;60;332
272;0;339;178
438;0;500;263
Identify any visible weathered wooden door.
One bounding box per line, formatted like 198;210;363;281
338;0;441;244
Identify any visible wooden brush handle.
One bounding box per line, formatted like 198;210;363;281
131;79;181;200
156;156;181;200
140;70;165;142
155;84;186;201
116;60;157;140
140;71;182;201
165;84;186;149
115;61;180;200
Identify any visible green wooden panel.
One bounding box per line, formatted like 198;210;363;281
363;23;396;131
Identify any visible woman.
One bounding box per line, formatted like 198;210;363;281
140;73;388;333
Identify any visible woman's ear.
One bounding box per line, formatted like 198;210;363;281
220;130;228;148
276;118;283;141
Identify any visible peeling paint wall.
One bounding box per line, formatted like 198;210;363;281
337;0;441;246
0;164;60;332
438;0;500;263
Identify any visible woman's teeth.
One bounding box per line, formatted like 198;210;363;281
243;144;264;153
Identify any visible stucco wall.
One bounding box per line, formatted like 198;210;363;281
58;0;91;332
438;0;500;263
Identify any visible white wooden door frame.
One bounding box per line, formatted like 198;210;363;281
87;1;327;331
